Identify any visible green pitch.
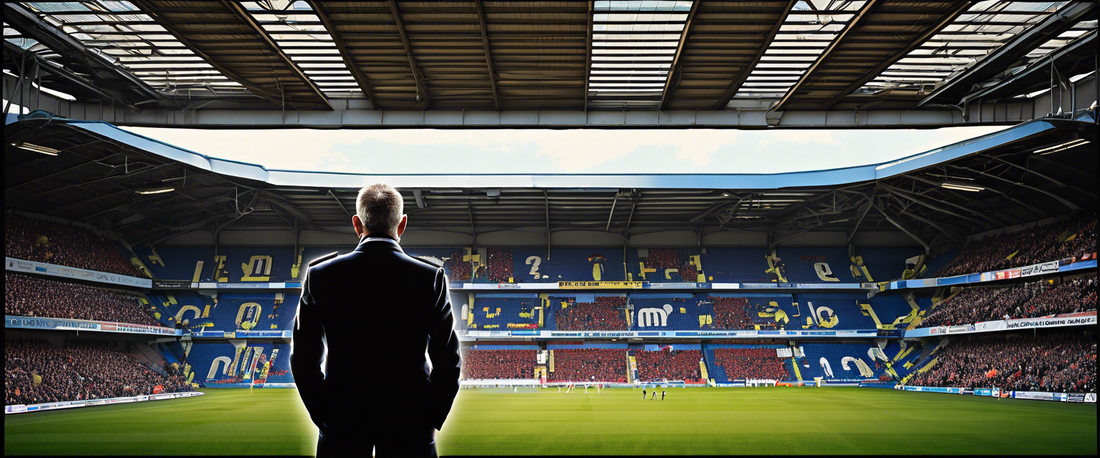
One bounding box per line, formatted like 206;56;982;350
4;387;1096;456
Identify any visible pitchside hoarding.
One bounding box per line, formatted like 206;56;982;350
5;257;152;288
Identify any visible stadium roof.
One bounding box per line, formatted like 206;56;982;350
4;0;1098;128
5;110;1096;251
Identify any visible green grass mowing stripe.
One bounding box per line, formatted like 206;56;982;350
4;387;1096;456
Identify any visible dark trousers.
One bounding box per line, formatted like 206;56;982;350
316;433;437;457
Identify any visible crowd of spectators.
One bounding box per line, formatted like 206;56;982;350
550;349;627;383
461;349;536;380
556;297;627;331
635;349;703;382
919;277;1096;327
444;252;471;281
714;348;789;380
938;212;1096;277
908;331;1095;393
644;249;680;270
5;273;160;326
711;297;779;330
486;249;513;283
5;213;144;278
5;340;192;406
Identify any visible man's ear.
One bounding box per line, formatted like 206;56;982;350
396;214;408;238
352;214;364;238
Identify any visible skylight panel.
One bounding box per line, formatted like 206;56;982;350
857;0;1072;97
588;0;693;108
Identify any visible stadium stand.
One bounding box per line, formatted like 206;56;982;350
555;297;627;331
908;330;1095;393
549;348;627;383
702;344;787;383
461;349;536;380
798;344;885;381
5;272;159;326
700;247;771;282
467;297;541;330
850;247;926;282
712;348;789;381
185;342;290;385
5;340;192;406
135;245;295;282
919;277;1097;327
710;296;792;330
5;213;143;278
145;292;291;331
635;349;703;382
626;248;705;283
937;212;1097;277
630;296;704;330
792;295;879;330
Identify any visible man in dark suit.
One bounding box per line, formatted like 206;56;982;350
291;183;461;457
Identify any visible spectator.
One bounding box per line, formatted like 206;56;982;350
938;213;1096;277
920;277;1096;327
461;349;535;379
5;273;161;326
636;349;703;382
549;348;626;383
908;331;1095;393
714;348;789;380
556;297;627;331
5;340;192;406
5;213;144;278
712;297;779;330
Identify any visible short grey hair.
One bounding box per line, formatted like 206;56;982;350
356;183;404;234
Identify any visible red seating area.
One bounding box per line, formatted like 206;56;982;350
939;212;1096;277
486;248;513;283
556;297;627;330
5;213;143;277
909;331;1095;393
444;254;471;281
462;349;535;379
714;348;788;380
645;249;680;269
5;340;192;406
679;261;698;282
5;273;160;326
550;349;626;382
713;297;750;329
636;349;703;382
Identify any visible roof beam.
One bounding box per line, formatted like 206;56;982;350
473;0;501;110
387;0;430;108
220;0;332;111
871;201;929;252
819;0;975;110
3;41;136;111
947;164;1080;211
658;0;700;111
128;0;286;107
714;0;798;110
306;0;380;110
584;0;594;111
772;0;882;112
961;30;1098;105
3;3;162;105
919;0;1098;106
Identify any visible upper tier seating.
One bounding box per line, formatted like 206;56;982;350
6;272;159;326
6;213;143;277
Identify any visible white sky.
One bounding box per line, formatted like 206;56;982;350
124;125;1007;175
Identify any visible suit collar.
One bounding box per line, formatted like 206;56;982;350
354;233;403;253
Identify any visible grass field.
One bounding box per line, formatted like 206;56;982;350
4;387;1096;456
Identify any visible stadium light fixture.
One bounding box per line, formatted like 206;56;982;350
11;142;59;156
940;181;984;192
1033;139;1089;155
135;187;176;195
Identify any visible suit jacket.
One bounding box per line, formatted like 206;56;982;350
291;234;461;439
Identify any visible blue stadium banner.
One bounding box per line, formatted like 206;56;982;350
6;257;153;288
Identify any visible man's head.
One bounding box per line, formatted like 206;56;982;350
353;183;407;240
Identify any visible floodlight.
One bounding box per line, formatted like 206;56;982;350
940;181;984;192
11;142;59;156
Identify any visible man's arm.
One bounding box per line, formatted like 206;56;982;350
290;268;326;431
427;268;461;430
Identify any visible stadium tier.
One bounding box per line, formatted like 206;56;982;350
908;330;1095;393
918;278;1097;328
461;348;537;380
463;296;542;330
5;213;144;278
702;344;788;384
938;212;1097;278
548;348;628;383
144;292;292;332
634;348;704;383
185;342;292;387
5;340;192;406
6;272;159;326
797;343;890;382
